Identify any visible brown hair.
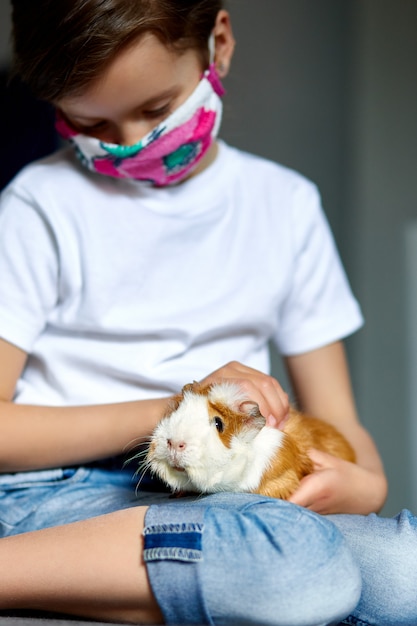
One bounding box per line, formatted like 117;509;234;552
11;0;223;103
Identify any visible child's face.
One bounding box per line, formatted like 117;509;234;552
57;34;204;147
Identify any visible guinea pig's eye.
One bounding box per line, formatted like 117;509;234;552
214;416;224;433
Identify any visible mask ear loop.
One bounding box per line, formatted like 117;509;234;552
208;33;216;64
205;33;226;96
209;32;226;74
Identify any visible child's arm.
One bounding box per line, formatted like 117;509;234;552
0;338;169;472
0;339;291;473
285;340;388;515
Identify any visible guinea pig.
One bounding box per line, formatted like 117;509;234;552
145;380;356;500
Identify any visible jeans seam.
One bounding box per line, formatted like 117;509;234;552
143;522;204;534
143;522;205;563
144;546;203;562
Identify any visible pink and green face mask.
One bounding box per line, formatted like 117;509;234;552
56;64;225;187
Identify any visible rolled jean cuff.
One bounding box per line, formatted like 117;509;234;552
143;493;361;626
144;500;211;624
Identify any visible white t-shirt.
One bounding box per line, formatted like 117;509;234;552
0;141;363;406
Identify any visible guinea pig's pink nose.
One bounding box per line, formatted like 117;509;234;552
167;438;186;452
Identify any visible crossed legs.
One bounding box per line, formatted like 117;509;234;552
0;494;362;625
0;505;163;624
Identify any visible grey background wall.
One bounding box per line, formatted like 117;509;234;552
220;0;417;517
1;0;416;516
345;0;417;515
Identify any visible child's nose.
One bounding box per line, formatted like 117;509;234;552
113;121;153;147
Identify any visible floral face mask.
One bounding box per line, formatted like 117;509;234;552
56;60;225;187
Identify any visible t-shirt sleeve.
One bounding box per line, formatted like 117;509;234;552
274;179;363;356
0;185;59;352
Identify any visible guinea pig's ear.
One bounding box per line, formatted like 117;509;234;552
164;393;183;417
238;401;266;431
182;380;205;395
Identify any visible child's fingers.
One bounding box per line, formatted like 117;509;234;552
288;473;322;510
306;448;339;470
289;456;362;514
201;360;290;422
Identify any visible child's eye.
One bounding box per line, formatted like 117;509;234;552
81;121;108;133
69;120;108;137
143;104;171;119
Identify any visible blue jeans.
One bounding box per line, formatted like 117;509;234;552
0;467;361;625
1;468;416;625
0;467;170;535
330;510;417;626
144;492;361;626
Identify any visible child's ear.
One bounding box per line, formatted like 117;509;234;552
212;10;235;78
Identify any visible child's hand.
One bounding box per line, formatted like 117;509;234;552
200;361;290;425
288;448;387;515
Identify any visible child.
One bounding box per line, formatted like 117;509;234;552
0;1;401;624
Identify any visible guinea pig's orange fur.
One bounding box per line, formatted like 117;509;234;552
177;381;356;500
256;408;355;499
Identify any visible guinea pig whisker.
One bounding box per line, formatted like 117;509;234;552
130;451;150;476
123;435;152;455
133;457;156;496
123;438;152;466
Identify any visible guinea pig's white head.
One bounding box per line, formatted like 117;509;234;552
146;381;272;494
